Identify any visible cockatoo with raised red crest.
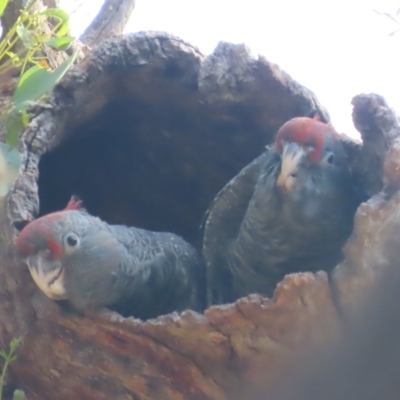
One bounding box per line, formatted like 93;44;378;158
203;116;362;305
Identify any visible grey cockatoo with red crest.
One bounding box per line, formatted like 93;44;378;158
203;116;363;305
16;197;205;319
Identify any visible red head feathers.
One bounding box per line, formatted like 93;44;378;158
16;196;84;257
275;116;339;164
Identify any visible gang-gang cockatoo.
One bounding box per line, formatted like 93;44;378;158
16;197;205;319
203;116;363;305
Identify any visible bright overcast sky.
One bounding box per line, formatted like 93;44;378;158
60;0;400;139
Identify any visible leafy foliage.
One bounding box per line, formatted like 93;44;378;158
0;0;77;148
0;337;26;400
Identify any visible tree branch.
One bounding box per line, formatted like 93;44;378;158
80;0;136;47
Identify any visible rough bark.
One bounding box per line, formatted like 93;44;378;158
80;0;136;47
0;31;398;399
271;254;400;400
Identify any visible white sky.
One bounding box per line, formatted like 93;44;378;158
60;0;400;139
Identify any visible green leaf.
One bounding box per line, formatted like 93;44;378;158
41;8;69;22
56;21;70;37
41;8;70;36
46;36;74;51
12;100;39;111
0;349;7;358
16;25;37;49
0;0;9;17
13;52;77;110
18;65;43;88
3;109;25;148
13;69;55;109
21;110;30;127
5;126;22;149
9;338;20;352
13;389;27;400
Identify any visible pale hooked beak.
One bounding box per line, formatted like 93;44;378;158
25;256;67;300
276;142;305;191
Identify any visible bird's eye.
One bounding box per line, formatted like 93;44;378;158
66;234;78;247
327;153;335;165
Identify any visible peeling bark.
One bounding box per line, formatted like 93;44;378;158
0;31;398;399
271;263;400;400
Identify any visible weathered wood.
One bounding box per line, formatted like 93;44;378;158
0;31;398;399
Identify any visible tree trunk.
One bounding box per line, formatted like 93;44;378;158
0;31;398;400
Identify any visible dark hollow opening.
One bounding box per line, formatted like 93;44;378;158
37;97;270;247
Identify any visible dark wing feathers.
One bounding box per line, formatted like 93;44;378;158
202;152;270;305
109;224;206;318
